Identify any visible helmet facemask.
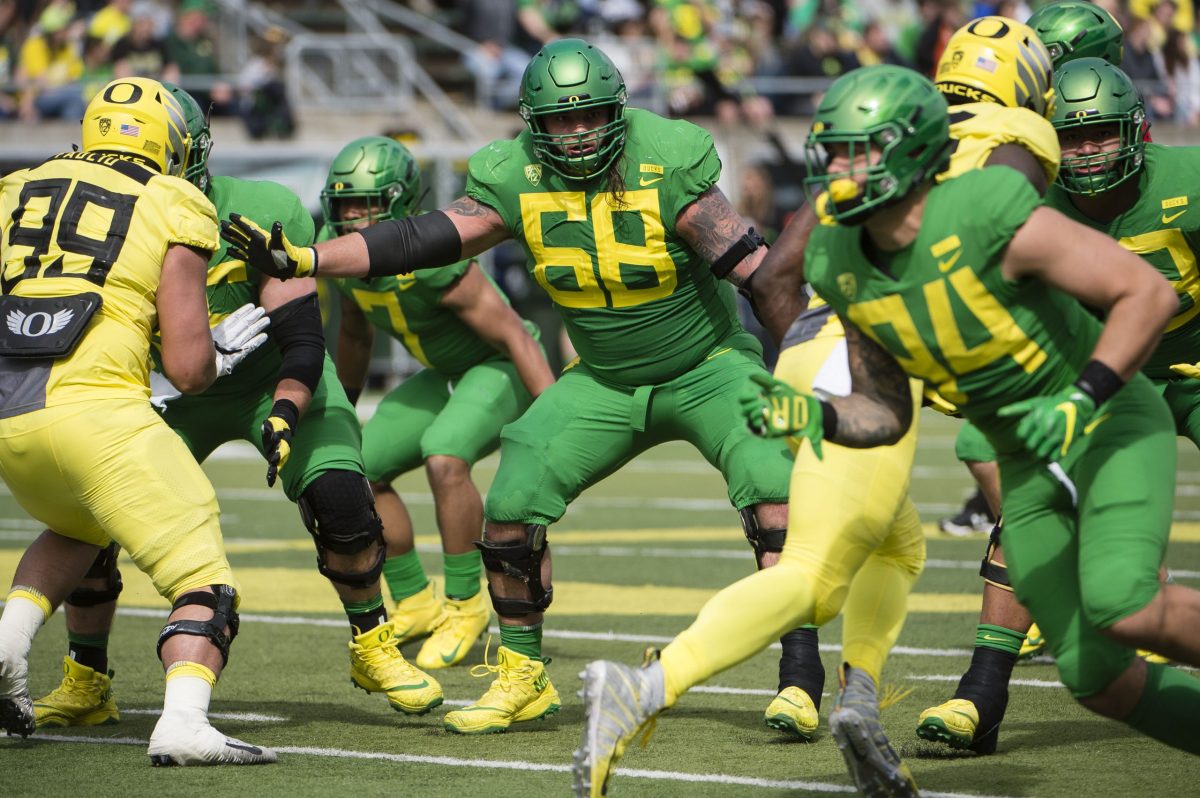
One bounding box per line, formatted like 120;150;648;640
1055;111;1145;195
522;94;627;180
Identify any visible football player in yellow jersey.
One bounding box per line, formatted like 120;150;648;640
0;77;274;765
573;19;1059;797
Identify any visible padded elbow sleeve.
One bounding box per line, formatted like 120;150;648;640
360;211;463;277
269;293;325;393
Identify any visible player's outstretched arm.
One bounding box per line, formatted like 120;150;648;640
335;294;374;407
221;197;510;280
1002;207;1178;382
825;319;914;447
746;205;817;345
442;262;555;398
158;243;218;394
675;186;768;290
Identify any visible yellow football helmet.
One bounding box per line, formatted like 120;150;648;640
81;77;190;176
935;16;1056;119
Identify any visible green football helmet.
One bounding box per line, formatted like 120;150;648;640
1051;58;1144;195
518;38;627;181
804;65;952;225
320;136;422;234
163;83;212;193
1027;1;1124;67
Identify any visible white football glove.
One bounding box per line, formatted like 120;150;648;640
212;303;271;377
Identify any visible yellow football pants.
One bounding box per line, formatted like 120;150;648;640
0;399;237;603
660;328;925;703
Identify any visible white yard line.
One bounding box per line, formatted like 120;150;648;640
21;733;1019;798
119;708;288;722
909;674;1064;688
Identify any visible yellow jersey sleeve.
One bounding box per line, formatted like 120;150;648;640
146;175;220;252
938;103;1060;185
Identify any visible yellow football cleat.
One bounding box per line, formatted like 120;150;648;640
349;621;443;715
1019;624;1047;660
415;592;490;670
916;697;983;750
390;582;443;645
764;686;819;741
34;656;120;728
443;644;560;735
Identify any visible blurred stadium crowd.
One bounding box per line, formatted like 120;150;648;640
3;0;1200;130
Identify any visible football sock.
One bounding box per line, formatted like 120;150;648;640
68;631;110;673
381;550;428;603
499;622;542;659
953;627;1022;736
0;586;51;659
975;623;1025;656
345;595;387;635
778;625;825;710
1125;661;1200;754
162;661;216;718
443;550;482;601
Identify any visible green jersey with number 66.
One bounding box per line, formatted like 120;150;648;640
465;107;743;386
320;223;538;379
807;167;1101;452
1046;144;1200;380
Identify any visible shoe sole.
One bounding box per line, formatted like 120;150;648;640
35;712;120;728
443;703;560;735
764;714;816;742
831;709;917;798
150;754;178;767
916;717;973;749
350;679;444;716
0;698;34;738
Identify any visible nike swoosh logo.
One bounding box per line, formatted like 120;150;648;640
639;176;663;186
1054;400;1078;458
1163;210;1186;224
938;251;961;272
706;347;733;361
440;641;465;664
1083;412;1111;435
382;679;431;691
980;635;1007;642
225;741;264;755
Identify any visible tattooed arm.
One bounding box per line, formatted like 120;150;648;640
305;196;511;279
675;185;767;289
824;317;914;447
748;205;816;345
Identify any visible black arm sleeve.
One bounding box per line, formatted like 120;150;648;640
359;210;463;277
268;293;325;394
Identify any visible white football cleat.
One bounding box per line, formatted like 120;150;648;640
0;645;34;737
148;710;277;766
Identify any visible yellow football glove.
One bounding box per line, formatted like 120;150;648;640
1170;362;1200;380
260;399;299;487
221;212;317;279
738;372;825;459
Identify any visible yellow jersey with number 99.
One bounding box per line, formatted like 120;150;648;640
937;102;1060;184
0;151;217;415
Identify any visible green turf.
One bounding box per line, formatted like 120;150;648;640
3;409;1200;796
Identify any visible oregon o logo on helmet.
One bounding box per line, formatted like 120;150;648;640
967;17;1011;39
102;81;143;105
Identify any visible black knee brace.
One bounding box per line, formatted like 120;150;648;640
156;584;239;666
740;507;787;565
979;520;1012;592
297;471;386;590
476;524;553;617
65;541;123;607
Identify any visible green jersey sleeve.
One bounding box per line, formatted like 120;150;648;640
465;138;527;232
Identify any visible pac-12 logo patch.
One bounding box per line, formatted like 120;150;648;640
524;164;542;186
6;308;74;337
98;117;111;136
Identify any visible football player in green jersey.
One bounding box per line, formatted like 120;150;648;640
793;64;1200;755
321;136;555;671
918;57;1195;753
32;89;444;731
223;38;795;735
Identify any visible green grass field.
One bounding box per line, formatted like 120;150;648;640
3;409;1200;796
